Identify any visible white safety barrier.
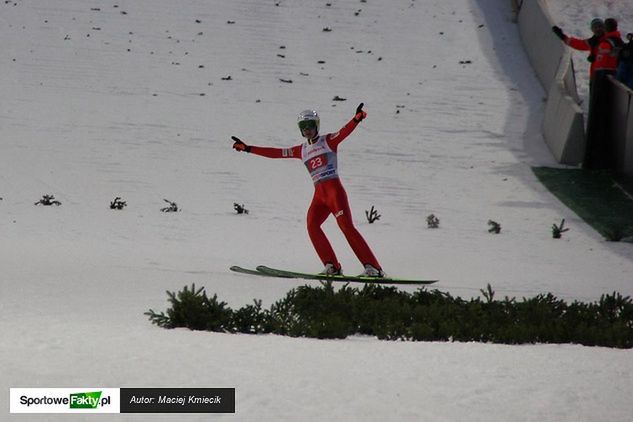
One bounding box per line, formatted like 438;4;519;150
516;0;586;165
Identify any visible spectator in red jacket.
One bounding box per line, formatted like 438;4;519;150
552;18;621;81
600;18;625;74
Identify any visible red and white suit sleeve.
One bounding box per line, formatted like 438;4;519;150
249;145;302;159
325;118;360;152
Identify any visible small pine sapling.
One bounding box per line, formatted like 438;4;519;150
234;203;249;214
488;220;501;234
426;214;440;228
365;205;380;223
34;194;62;206
552;219;569;239
110;197;127;210
161;199;179;212
480;284;495;303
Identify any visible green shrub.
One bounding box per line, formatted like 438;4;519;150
146;283;633;349
145;283;233;332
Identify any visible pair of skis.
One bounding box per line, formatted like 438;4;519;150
230;265;438;285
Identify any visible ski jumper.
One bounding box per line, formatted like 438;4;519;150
248;118;381;271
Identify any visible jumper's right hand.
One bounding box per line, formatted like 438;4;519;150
232;136;251;152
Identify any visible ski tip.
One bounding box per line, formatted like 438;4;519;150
234;265;438;284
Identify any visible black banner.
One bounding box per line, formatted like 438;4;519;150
120;388;235;413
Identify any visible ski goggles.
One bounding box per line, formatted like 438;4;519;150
298;120;317;131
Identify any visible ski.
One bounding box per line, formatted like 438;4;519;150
244;265;437;285
229;265;294;278
230;265;265;276
229;265;295;278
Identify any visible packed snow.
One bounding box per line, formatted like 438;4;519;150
1;0;632;420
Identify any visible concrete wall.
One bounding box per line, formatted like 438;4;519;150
607;77;633;177
516;0;585;165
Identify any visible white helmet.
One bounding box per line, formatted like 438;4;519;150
297;109;320;134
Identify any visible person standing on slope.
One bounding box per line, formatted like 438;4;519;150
552;18;621;86
231;103;384;277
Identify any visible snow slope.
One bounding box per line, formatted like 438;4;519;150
1;0;632;420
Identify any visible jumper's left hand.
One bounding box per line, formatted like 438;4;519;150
354;103;367;122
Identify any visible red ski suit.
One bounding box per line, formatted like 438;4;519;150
248;118;381;271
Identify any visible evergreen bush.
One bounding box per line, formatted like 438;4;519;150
146;283;633;349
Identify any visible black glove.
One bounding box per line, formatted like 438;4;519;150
231;136;251;152
354;103;367;122
552;26;566;41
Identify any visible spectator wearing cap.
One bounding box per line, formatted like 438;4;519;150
552;18;620;83
600;18;624;75
603;18;632;90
